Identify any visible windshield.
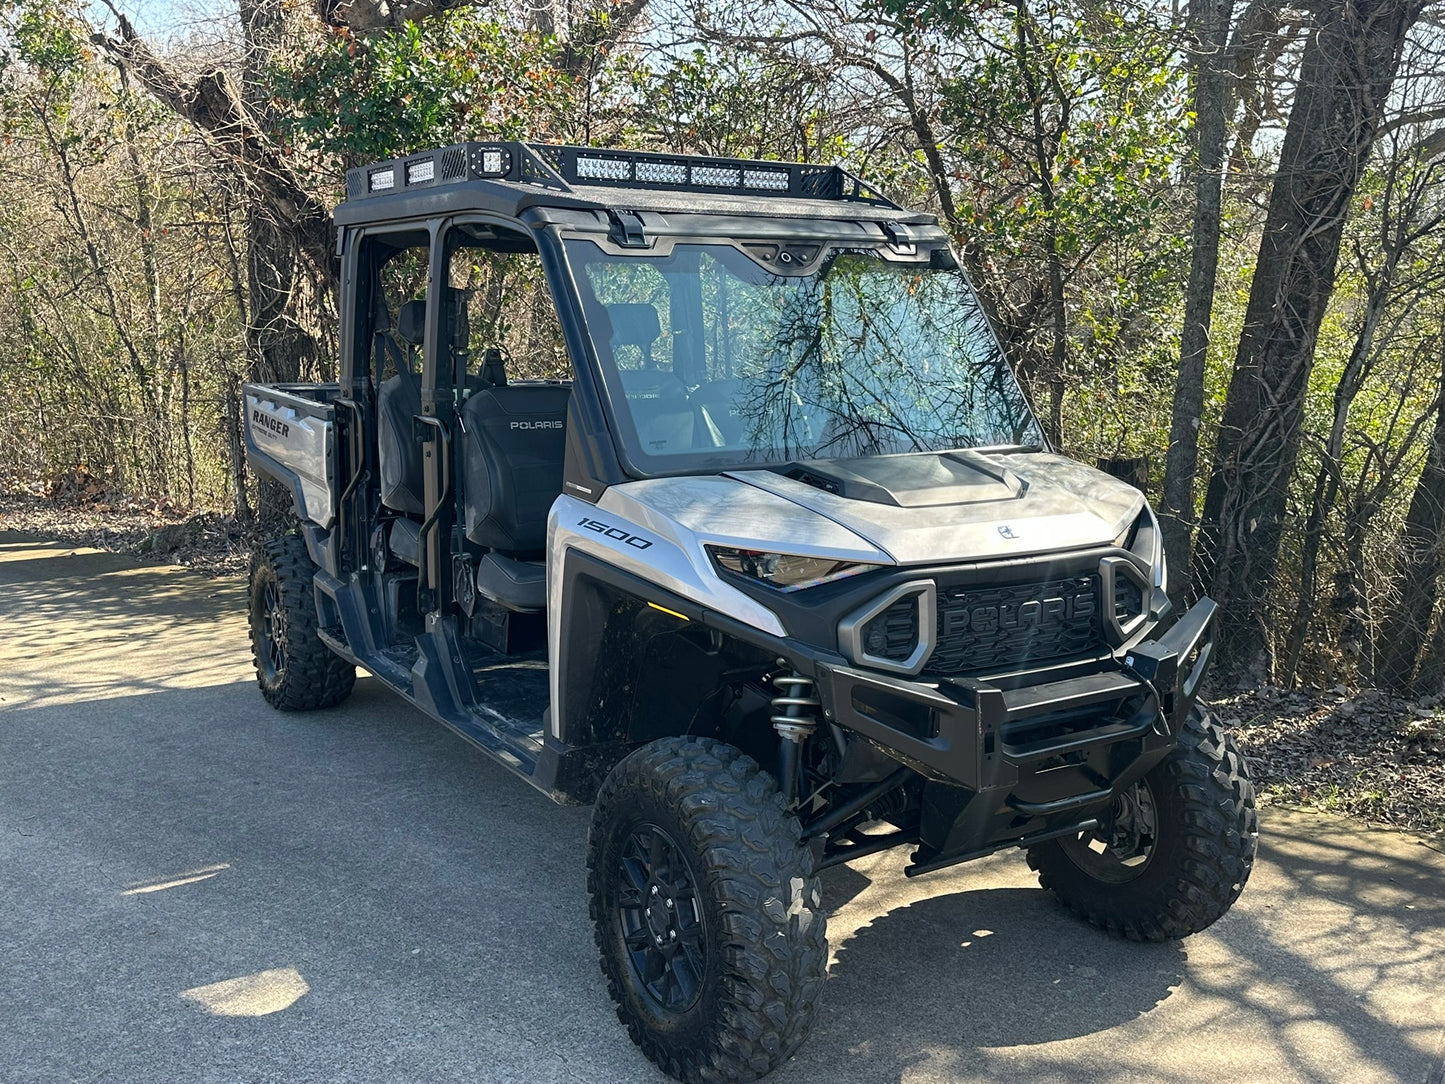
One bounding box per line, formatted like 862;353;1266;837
566;240;1043;469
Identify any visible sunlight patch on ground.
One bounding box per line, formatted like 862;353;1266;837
0;543;251;710
181;968;310;1017
121;863;230;895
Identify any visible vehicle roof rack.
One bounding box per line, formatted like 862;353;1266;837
344;141;901;209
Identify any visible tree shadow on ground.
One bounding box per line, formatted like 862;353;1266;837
825;887;1184;1047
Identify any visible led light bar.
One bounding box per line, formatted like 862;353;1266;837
743;168;790;192
575;155;631;181
344;142;899;208
635;160;688;184
690;165;741;188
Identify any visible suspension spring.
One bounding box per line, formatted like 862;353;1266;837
771;670;820;805
770;671;821;742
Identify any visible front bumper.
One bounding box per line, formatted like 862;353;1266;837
811;598;1218;867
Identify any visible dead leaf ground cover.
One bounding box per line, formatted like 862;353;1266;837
0;490;248;577
1219;685;1445;837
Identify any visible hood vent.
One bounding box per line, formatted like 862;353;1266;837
765;451;1021;508
785;467;841;495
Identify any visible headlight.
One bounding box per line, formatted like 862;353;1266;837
1118;506;1164;578
707;546;881;591
1115;504;1168;619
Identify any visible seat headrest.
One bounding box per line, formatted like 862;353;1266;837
479;346;508;387
606;303;661;349
398;298;427;346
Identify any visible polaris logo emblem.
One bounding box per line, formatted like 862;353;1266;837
942;590;1095;636
511;419;563;430
998;525;1018;540
251;408;290;439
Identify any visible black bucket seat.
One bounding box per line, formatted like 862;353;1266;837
461;380;571;611
606;303;699;454
377;298;427;516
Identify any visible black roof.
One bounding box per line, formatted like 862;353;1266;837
335;141;940;229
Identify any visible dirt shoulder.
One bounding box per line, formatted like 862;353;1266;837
0;491;249;577
1221;685;1445;839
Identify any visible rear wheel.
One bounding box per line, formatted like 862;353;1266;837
248;535;355;711
1027;706;1256;941
587;737;826;1083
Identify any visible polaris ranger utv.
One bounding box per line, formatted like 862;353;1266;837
242;141;1256;1083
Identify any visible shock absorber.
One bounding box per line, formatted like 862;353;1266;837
771;668;820;803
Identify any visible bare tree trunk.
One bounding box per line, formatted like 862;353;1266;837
1376;350;1445;693
176;338;197;507
1411;607;1445;694
243;207;324;385
225;384;254;526
1159;0;1231;590
1191;0;1422;686
1337;488;1379;680
1282;259;1398;684
239;0;325;388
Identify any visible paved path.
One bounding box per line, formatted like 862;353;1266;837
2;532;1443;1084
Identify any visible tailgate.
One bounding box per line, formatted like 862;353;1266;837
243;382;339;528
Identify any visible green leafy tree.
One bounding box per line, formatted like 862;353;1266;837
276;11;578;169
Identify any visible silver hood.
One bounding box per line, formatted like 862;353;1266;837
725;450;1146;566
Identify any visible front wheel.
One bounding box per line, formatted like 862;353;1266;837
248;534;355;711
587;737;827;1083
1026;706;1257;941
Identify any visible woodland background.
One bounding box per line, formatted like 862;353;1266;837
3;0;1445;699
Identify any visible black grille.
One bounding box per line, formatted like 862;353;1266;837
798;164;841;197
861;595;919;662
924;574;1102;676
1114;575;1144;623
440;147;468;179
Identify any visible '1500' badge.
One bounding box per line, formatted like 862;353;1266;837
577;516;653;550
998;525;1019;540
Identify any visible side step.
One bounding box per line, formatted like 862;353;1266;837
314;568;547;782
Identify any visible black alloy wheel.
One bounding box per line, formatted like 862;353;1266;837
259;578;289;684
615;823;707;1014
